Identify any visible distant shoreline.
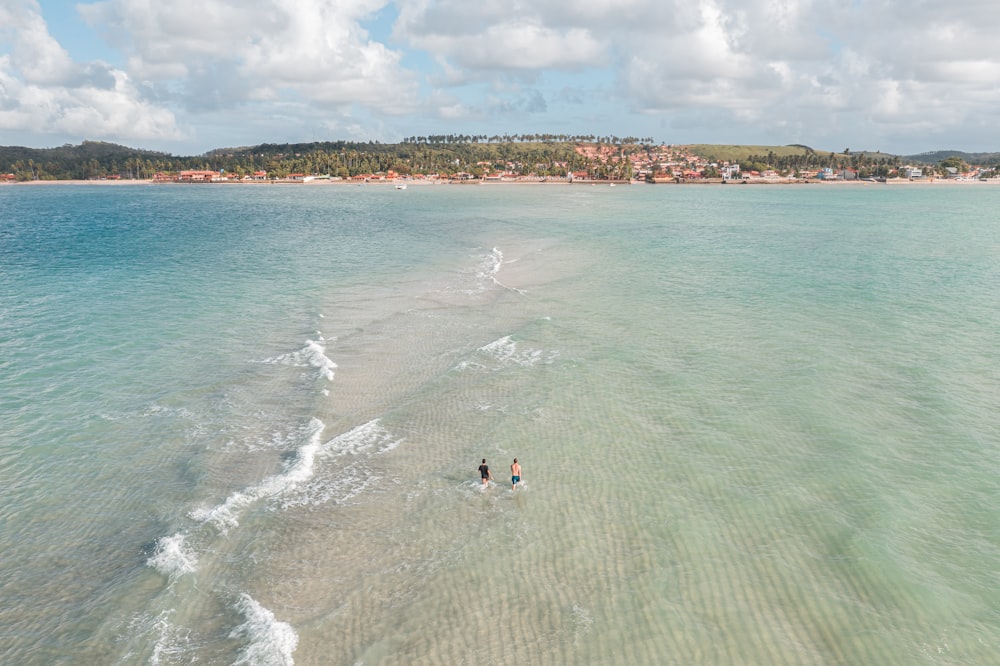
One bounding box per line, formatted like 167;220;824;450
5;177;1000;187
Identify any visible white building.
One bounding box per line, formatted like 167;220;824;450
720;162;741;180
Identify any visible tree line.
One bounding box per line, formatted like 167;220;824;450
2;139;997;182
737;149;998;178
738;149;905;178
401;134;655;145
0;139;641;181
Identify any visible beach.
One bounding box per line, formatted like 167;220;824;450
7;175;1000;187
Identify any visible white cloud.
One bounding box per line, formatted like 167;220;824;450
5;0;1000;152
0;61;180;140
603;0;1000;146
401;19;605;72
0;0;180;140
1;0;76;84
81;0;419;113
391;0;1000;149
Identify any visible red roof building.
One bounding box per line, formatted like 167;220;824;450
178;170;218;182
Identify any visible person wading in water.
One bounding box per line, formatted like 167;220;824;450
510;458;522;490
478;459;493;486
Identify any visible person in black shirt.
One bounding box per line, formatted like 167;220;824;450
478;458;493;486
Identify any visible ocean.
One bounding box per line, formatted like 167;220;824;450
0;182;997;665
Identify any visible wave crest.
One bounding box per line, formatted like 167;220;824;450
230;594;298;666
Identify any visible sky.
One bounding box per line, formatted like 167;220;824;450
1;0;998;156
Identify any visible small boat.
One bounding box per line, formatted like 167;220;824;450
395;184;407;190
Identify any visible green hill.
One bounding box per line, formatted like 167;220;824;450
5;139;999;181
0;140;170;162
903;150;1000;165
679;144;823;162
0;141;174;180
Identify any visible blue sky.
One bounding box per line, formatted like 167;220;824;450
2;0;999;156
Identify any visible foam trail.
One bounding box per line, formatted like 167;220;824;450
259;339;336;381
122;610;191;666
277;460;381;509
489;246;504;276
304;339;336;380
482;247;526;294
274;419;402;509
230;594;298;666
480;335;523;364
190;418;326;531
320;419;402;458
470;335;556;369
147;533;198;580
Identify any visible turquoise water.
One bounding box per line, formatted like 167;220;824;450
1;183;997;664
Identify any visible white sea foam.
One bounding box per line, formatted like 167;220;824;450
190;419;401;527
304;339;336;380
319;418;402;457
147;533;198;580
149;613;190;665
378;436;402;454
480;247;526;294
121;610;191;666
458;335;558;371
448;246;523;296
99;404;196;422
230;594;298;666
258;338;337;381
487;246;504;276
278;461;381;509
235;423;315;454
142;404;197;419
278;419;402;508
190;418;326;531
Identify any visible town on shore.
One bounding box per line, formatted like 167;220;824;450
3;137;999;185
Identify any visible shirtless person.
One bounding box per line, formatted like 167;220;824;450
478;459;493;486
510;458;522;490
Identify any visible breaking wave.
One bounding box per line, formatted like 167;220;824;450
258;338;336;381
146;533;198;581
456;335;559;371
230;594;298;666
189;418;326;531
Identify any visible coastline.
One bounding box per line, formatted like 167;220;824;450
5;177;1000;187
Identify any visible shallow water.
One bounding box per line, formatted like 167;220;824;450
1;183;998;664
